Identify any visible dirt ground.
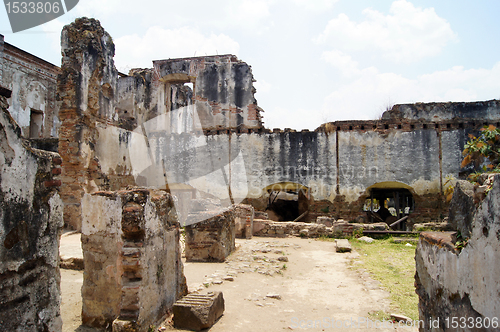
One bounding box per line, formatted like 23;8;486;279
60;237;419;332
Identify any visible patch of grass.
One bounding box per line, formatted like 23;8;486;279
321;236;418;320
368;310;391;321
349;237;418;320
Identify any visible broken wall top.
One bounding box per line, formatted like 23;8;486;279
153;54;263;131
383;99;500;122
153;54;240;81
59;17;117;120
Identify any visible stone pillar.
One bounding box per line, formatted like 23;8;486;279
81;188;187;330
57;18;118;230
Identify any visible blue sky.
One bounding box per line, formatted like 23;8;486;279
2;0;500;130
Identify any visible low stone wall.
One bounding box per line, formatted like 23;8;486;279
415;175;500;332
253;219;388;238
81;188;187;330
234;204;254;239
184;208;236;262
0;96;64;331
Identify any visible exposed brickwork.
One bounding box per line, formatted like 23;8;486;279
57;18;135;230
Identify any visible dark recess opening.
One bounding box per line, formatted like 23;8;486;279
29;109;43;138
264;183;310;221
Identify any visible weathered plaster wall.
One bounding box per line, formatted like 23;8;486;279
338;129;440;200
81;188;187;330
0;34;60;138
115;69;158;130
233;131;335;200
415;175;500;331
89;120;491;225
0;95;64;331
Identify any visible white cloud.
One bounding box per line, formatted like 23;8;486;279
41;18;66;59
227;0;272;24
321;61;500;122
73;0;132;16
418;64;500;101
113;26;240;72
321;50;362;77
315;0;458;63
221;0;275;34
264;106;322;130
73;0;274;33
254;79;272;94
293;0;339;11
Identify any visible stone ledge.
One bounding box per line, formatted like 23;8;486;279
419;231;458;254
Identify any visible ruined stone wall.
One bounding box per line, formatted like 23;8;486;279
252;219;388;238
0;95;64;331
385;100;500;122
233;123;474;222
137;118;488;224
0;34;60;138
81;188;187;330
55;18;500;229
153;55;263;131
415;175;500;331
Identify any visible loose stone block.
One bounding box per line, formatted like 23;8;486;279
358;236;374;243
335;239;352;253
185;207;236;262
173;292;225;331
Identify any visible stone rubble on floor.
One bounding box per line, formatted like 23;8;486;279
358;236;374;243
188;240;299;293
